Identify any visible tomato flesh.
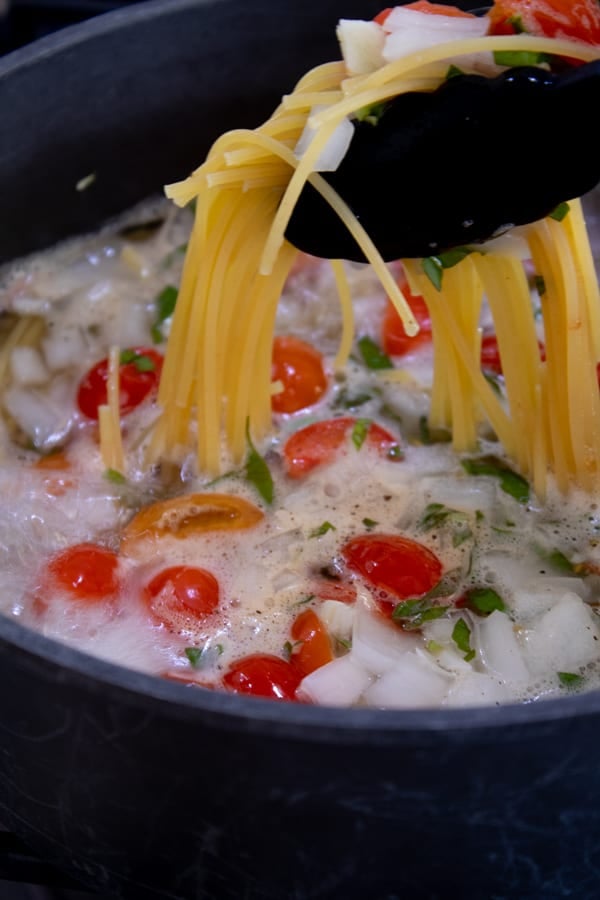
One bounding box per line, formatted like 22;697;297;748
488;0;600;44
375;2;475;25
223;654;303;701
77;347;163;420
290;609;334;676
283;416;402;479
46;543;120;602
342;534;443;613
271;336;327;414
144;566;220;630
382;270;432;357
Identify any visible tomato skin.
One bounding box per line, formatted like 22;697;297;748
342;534;443;611
271;336;327;414
222;653;303;701
488;0;600;45
311;580;357;605
290;609;334;676
375;2;475;25
382;269;432;357
480;334;546;376
283;417;402;479
144;566;220;626
46;543;120;602
77;347;163;420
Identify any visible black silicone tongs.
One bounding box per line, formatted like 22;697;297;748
285;60;600;261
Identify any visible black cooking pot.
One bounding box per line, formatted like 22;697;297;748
2;2;600;898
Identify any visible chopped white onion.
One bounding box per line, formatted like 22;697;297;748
522;593;600;676
477;610;530;685
351;597;418;675
319;599;355;641
444;671;511;707
382;6;489;63
511;576;590;620
10;346;49;386
337;19;386;75
364;650;450;709
299;655;373;706
294;108;355;172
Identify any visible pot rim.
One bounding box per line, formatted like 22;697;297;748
2;0;598;741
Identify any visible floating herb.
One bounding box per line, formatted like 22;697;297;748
104;468;127;485
357;335;393;370
333;388;373;410
452;617;476;661
419;416;452;445
419;503;472;547
558;671;584;689
244;419;274;504
422;247;474;291
151;284;178;343
549;201;570;222
462;587;506;617
120;349;156;372
392;598;448;629
185;647;204;668
362;517;378;529
309;521;336;538
494;50;550;66
535;546;578;575
461;455;530;503
351;417;371;451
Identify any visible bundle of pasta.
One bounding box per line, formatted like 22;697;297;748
148;0;600;496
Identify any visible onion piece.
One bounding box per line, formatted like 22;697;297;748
364;649;450;708
382;6;489;63
337;19;386;75
351;597;418;675
294;108;355;172
299;655;373;706
477;610;530;685
444;671;511;707
521;593;600;676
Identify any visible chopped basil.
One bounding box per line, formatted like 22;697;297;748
392;598;448;629
333;388;373;410
534;275;546;297
426;639;443;655
185;644;224;669
309;521;336;538
292;594;315;608
422;247;474;291
549;201;570;222
506;14;525;33
151;284;178;343
461;454;530;504
351;417;371;450
362;517;378;529
336;636;353;652
355;101;387;125
283;640;303;660
558;671;584;688
535;546;578;575
493;50;550;66
120;349;156;372
104;468;127;485
244;419;274;504
419;416;452;445
452;617;476;661
463;587;506;617
446;64;464;79
419;502;472;546
185;647;204;667
483;372;503;395
357;335;393;370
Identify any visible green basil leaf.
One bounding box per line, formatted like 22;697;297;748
104;468;127;485
357;336;393;370
244;419;274;504
493;50;549;66
309;521;336;538
558;671;584;688
463;587;506;616
422;256;443;291
362;517;378;529
461;455;530;503
446;64;464;79
120;349;156;372
151;285;178;342
351;417;372;450
355;101;387;125
419;416;452;445
452;617;475;661
437;247;474;269
185;647;203;667
549;201;570;222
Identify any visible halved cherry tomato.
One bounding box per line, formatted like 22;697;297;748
311;580;357;605
375;2;476;25
120;493;263;556
77;347;163;420
144;565;219;631
342;534;442;616
480;334;546;376
46;543;120;602
283;417;402;479
290;609;334;676
271;336;327;414
382;269;432;356
222;653;303;701
488;0;600;45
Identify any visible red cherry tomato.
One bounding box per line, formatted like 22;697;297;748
480;334;546;376
144;566;220;631
488;0;600;44
46;543;120;602
342;534;442;615
222;654;303;701
283;417;402;479
375;2;476;26
311;580;357;605
290;609;334;676
77;347;163;420
271;336;327;414
381;269;432;357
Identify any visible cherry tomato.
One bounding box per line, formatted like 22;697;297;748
222;653;303;701
382;272;432;357
283;417;402;479
311;580;357;605
375;2;476;25
480;334;546;376
46;543;120;602
342;534;442;615
144;566;220;630
488;0;600;45
271;336;327;414
77;347;163;420
290;609;334;676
